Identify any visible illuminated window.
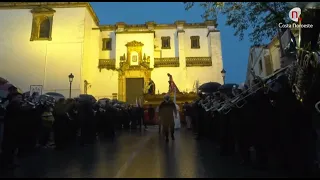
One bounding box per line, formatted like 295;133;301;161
161;36;171;49
191;36;200;49
102;38;112;50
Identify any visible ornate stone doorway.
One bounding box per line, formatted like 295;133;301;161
117;40;152;102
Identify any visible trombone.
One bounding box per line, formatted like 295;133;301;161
229;66;291;107
217;101;233;114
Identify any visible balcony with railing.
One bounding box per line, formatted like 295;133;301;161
154;57;179;68
98;59;116;71
186;57;212;67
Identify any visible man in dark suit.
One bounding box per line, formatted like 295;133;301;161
159;95;177;142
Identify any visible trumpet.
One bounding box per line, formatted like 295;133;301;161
204;100;221;112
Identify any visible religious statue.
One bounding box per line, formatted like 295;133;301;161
84;80;91;94
147;79;155;95
167;73;180;93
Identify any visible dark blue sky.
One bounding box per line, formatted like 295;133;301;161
91;2;251;84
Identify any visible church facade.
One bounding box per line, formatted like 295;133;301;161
0;2;223;103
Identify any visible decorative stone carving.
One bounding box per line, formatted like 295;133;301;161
98;59;116;71
186;57;212;67
146;21;156;30
31;7;56;14
125;40;144;47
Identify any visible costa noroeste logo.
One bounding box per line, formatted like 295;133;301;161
289;7;302;22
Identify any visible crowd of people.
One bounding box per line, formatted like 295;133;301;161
1;47;320;178
187;65;320;177
0;80;319;177
0;89;149;172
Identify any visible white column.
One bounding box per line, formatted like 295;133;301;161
115;22;126;69
208;30;223;84
175;21;186;68
177;31;185;67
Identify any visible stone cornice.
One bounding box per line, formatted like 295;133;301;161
97;20;219;31
0;2;99;26
0;3;220;33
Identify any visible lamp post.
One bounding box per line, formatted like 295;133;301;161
68;73;74;98
221;69;226;84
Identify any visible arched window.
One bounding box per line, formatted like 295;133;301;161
30;7;55;41
39;18;50;38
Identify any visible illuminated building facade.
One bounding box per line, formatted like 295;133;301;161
0;2;223;103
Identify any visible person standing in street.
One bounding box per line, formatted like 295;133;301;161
148;104;155;127
159;95;177;142
138;105;147;131
183;102;192;130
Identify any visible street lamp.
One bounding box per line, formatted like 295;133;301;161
68;73;74;98
221;69;226;84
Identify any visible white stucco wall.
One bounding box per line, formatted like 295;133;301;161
245;47;270;84
152;30;223;93
184;28;210;57
83;14;118;99
87;27;223;97
0;6;224;101
154;29;178;58
269;42;281;71
209;31;224;84
99;30;116;60
0;7;86;97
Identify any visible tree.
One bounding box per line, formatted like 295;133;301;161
184;2;291;46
